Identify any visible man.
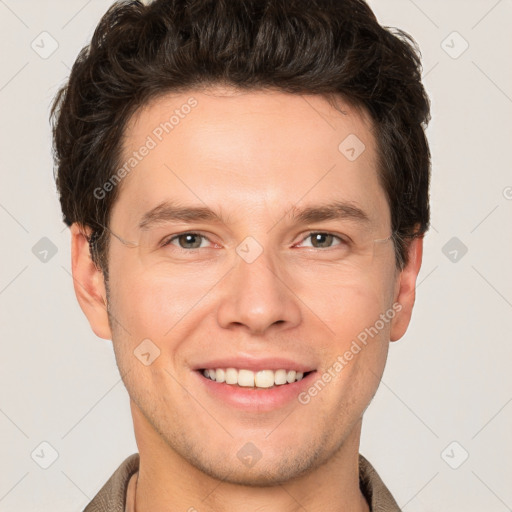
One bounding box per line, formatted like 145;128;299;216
50;0;431;510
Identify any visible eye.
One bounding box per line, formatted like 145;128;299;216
162;232;211;250
296;232;348;249
159;231;348;251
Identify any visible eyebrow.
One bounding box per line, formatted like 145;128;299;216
138;200;371;230
288;201;370;226
139;201;225;230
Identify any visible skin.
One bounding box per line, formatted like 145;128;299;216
70;86;423;512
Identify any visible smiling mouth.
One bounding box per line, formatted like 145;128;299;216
198;368;314;389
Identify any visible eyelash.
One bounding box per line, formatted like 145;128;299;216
161;231;349;251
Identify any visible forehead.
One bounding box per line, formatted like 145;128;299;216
111;87;389;232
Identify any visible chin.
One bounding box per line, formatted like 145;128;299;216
179;437;329;487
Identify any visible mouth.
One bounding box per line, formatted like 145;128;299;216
198;368;314;389
194;366;317;411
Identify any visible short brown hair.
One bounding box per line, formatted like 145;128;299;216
50;0;431;276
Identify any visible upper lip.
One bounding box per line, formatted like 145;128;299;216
192;356;316;373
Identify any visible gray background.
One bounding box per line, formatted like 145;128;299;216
1;0;511;510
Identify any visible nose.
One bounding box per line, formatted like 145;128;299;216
216;245;302;336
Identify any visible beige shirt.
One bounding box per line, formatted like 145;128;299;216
83;452;402;512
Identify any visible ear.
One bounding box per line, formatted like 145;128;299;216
70;223;112;340
390;234;424;342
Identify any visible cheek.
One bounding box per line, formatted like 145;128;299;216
108;248;397;351
108;261;217;334
298;268;394;401
296;267;393;338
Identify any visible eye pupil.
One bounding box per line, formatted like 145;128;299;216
169;232;341;251
311;233;333;248
179;233;202;249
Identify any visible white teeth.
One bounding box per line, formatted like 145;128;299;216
238;369;255;387
202;367;308;388
254;370;274;388
225;368;238;385
274;369;287;385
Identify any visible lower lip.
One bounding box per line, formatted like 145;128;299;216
194;370;317;412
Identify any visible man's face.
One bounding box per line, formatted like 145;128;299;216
103;87;404;484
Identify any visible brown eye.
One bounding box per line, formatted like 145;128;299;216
310;233;335;248
300;232;345;249
163;233;207;249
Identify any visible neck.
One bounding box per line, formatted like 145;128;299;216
131;402;370;512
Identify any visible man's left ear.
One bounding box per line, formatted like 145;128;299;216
390;234;424;342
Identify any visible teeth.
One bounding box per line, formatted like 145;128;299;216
238;369;255;387
255;370;274;388
225;368;238;385
286;370;296;383
202;367;308;388
274;369;287;385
